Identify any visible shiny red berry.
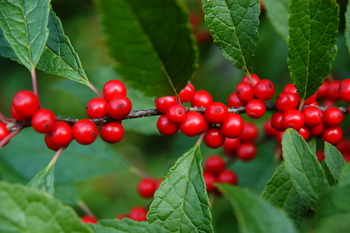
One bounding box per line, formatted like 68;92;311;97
179;82;195;102
44;134;60;151
241;74;260;85
254;79;275;101
323;107;344;127
100;122;124;143
204;155;226;174
245;99;266;119
339;79;350;102
108;96;132;119
191;90;213;107
240;122;259;142
103;80;127;101
327;80;341;101
129;207;147;221
86;98;108;119
275;91;299;112
204;102;228;124
137;178;157;198
317;80;329;99
271;112;284;131
166;104;186;123
155;96;177;113
236;142;257;161
0;122;10;146
180;111;208;137
31;109;56;133
81;216;97;224
282;109;304;130
203;126;225;148
12;90;40;119
223;137;241;157
297;126;310;140
157;114;179;136
236;82;255;102
73;119;98;145
47;121;73;147
263;119;279;137
217;169;238;185
302;106;323;127
310;123;324;136
220;113;244;138
203;173;217;192
10;106;26;121
227;92;246;107
283;83;297;94
322;126;343;145
303;93;317;105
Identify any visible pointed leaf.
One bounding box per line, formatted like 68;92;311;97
147;144;213;233
287;0;339;101
201;0;260;73
261;164;309;227
321;161;337;186
27;163;55;195
217;184;297;233
0;0;50;71
324;142;346;182
263;0;289;40
91;219;167;233
282;129;329;209
345;2;350;54
0;181;92;233
95;0;198;98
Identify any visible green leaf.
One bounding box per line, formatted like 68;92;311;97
324;142;346;182
201;0;260;73
147;143;213;233
315;185;350;233
345;2;350;54
91;219;167;233
27;163;55;195
0;128;130;184
0;9;90;86
261;164;309;227
263;0;289;40
321;161;337;186
217;184;297;233
54;184;80;205
95;0;198;98
308;137;317;154
0;181;92;233
0;0;50;71
282;129;329;209
287;0;339;101
339;163;350;186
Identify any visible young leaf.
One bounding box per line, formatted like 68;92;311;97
201;0;260;73
261;164;309;227
324;142;346;182
27;163;55;195
262;0;290;40
282;129;329;209
0;0;50;71
91;219;167;233
314;185;350;233
0;181;92;233
345;2;350;54
217;184;297;233
95;0;198;98
288;0;339;101
147;143;213;233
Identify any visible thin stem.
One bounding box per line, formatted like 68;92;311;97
87;81;103;98
30;69;39;97
46;147;65;170
0;128;21;148
130;166;154;179
78;200;96;218
0;112;14;123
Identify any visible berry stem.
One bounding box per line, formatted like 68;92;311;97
78;199;96;218
30;69;39;97
0;112;14;124
130;166;154;179
0;128;21;148
87;81;103;98
47;147;65;169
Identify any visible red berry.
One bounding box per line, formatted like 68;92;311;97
317;80;329;99
203;173;217;192
0;122;10;146
204;155;226;174
327;80;341;101
31;109;56;133
236;142;257;161
217;169;238;185
310;123;324;136
204;102;228;124
81;216;97;224
245;99;266;119
236;82;255;102
10;106;26;121
86;98;108;119
220;113;244;138
166;104;187;123
155;96;177;113
137;178;157;198
339;79;350;102
302;106;323;127
108;96;132;119
275;91;299;112
271;112;284;131
12;90;40;119
179;111;208;137
282;109;304;130
263;119;279;137
322;126;343;145
316;150;325;162
44;134;60;151
297;127;310;140
227;92;246;107
179;82;195;102
157;114;179;136
191;90;213;107
254;79;275;101
241;74;260;85
103;80;127;101
47;121;73;147
203;126;225;148
100;122;124;143
240;122;259;142
323;107;344;127
223;137;241;157
283;83;297;94
73;119;98;145
129;207;147;221
304;93;317;105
